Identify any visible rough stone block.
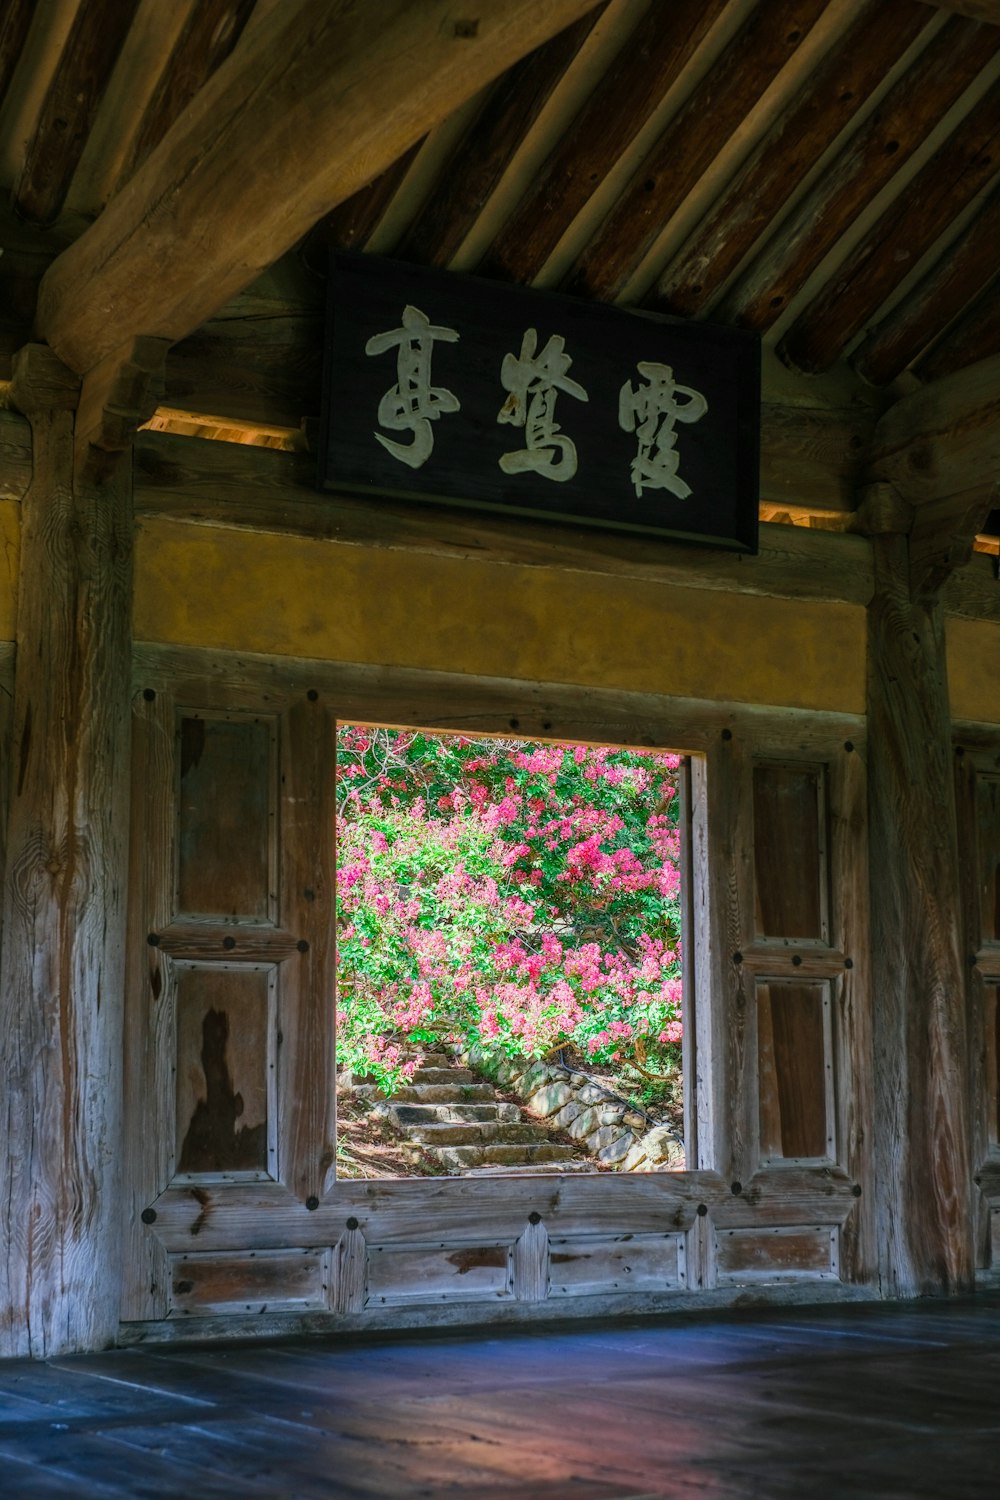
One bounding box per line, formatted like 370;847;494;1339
566;1106;602;1140
526;1081;574;1117
551;1099;584;1131
598;1134;633;1163
585;1124;629;1154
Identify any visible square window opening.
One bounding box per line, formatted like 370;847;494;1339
334;722;696;1179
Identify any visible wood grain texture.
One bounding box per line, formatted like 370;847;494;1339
0;408;33;502
13;0;140;224
0;0;33;103
36;0;603;374
563;0;831;304
853;183;1000;386
720;14;999;332
0;346;133;1357
315;140;424;253
477;0;726;283
868;353;1000;511
867;533;974;1294
915;278;1000;384
119;0;256;186
648;0;932;319
132;429;875;606
752;762;826;940
397;9;601;267
512;1219;550;1301
780;86;1000;374
757;981;831;1161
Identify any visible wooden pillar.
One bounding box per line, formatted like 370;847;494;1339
866;519;974;1296
0;346;133;1356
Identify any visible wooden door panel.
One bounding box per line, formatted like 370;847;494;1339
175;713;276;922
757;980;834;1163
752;761;827;942
173;962;276;1179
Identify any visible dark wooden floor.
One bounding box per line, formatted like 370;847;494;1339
2;1298;1000;1497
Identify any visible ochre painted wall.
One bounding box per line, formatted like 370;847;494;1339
0;500;19;641
133;518;865;713
948;617;1000;725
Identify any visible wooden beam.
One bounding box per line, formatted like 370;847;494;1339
868;353;1000;510
476;0;726;284
36;0;602;377
132;427;875;607
314;141;425;254
0;406;33;503
866;531;974;1296
562;0;831;304
779;87;1000;375
852;182;1000;386
916;0;1000;21
0;0;34;103
908;486;999;598
648;0;933;320
719;15;997;332
74;334;170;485
118;0;256;186
915;278;1000;384
13;0;140;224
396;8;601;268
0;345;133;1356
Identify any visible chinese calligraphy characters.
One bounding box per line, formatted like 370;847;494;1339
619;362;709;499
365;305;710;501
364;304;460;469
497;328;588;483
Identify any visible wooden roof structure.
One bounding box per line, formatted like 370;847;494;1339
1;0;998;523
2;0;1000;1366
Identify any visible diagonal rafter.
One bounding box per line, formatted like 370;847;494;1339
36;0;603;378
647;0;932;320
850;180;1000;385
475;0;726;284
718;14;999;332
915;278;1000;382
562;0;832;304
14;0;141;224
779;87;1000;375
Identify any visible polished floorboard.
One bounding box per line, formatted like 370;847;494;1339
2;1298;1000;1497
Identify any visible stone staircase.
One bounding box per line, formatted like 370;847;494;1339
365;1052;586;1173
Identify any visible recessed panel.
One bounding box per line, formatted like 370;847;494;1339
758;981;833;1161
977;776;1000;944
753;762;826;940
986;986;1000;1150
548;1233;683;1296
175;964;273;1176
365;1243;513;1306
176;714;274;920
716;1225;838;1283
169;1249;326;1315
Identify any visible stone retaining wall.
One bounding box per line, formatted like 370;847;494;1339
461;1045;685;1171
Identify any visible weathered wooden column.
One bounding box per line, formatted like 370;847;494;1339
863;355;1000;1297
865;500;973;1296
0;346;134;1356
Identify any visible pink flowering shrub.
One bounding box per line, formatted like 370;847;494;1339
336;727;683;1097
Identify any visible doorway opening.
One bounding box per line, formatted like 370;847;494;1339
334;723;691;1178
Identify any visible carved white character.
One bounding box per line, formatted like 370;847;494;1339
365;304;460;468
619;362;708;499
497;328;588;483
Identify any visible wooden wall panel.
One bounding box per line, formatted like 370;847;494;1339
985;987;1000;1151
757;981;833;1163
716;1225;839;1284
176;712;275;921
174;962;275;1178
547;1233;683;1296
977;776;1000;946
169;1248;329;1316
752;762;827;941
366;1243;514;1307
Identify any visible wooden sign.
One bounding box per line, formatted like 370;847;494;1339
319;254;760;552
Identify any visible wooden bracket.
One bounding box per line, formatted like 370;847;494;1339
848;482;913;539
909;484;999;601
9;343;80;418
74;335;171;486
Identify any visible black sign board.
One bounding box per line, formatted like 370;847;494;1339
319;253;760;553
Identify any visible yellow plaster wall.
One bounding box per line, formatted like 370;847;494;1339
134;518;865;713
948;617;1000;725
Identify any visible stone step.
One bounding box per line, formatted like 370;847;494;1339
436;1142;582;1171
399;1121;552;1147
391;1083;496;1104
460;1160;599;1175
387;1102;522;1126
407;1066;477;1085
